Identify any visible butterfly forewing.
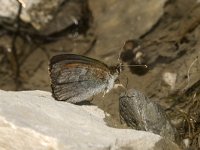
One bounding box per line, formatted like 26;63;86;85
50;54;110;71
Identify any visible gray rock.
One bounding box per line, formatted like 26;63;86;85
0;90;180;150
39;0;84;35
119;89;178;142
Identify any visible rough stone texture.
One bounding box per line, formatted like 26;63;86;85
0;0;62;28
39;0;84;35
0;90;180;150
0;0;19;19
0;0;83;34
0;116;60;150
119;89;178;143
88;0;167;57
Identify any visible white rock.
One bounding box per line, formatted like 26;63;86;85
0;90;180;150
0;0;18;19
0;0;64;30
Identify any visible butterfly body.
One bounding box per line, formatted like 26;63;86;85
49;54;120;103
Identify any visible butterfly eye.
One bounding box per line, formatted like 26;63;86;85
116;63;123;73
115;78;120;84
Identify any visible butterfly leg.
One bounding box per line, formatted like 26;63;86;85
102;90;107;97
102;86;110;97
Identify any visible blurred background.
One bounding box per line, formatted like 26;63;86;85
0;0;200;149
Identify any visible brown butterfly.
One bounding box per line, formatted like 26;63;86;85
49;54;122;103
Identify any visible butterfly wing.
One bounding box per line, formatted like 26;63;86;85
49;54;116;103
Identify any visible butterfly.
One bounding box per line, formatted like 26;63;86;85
49;54;122;103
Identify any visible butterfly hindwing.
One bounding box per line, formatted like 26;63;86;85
49;54;113;103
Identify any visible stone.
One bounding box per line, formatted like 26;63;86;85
119;89;178;142
0;90;180;150
0;0;84;35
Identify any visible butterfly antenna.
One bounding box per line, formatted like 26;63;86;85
121;64;148;68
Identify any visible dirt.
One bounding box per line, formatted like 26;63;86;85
0;0;200;149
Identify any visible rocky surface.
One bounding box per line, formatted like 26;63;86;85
0;0;168;125
0;0;85;34
0;0;199;149
119;89;178;142
0;90;180;150
88;0;167;57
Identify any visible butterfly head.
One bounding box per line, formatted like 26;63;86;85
109;63;124;76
